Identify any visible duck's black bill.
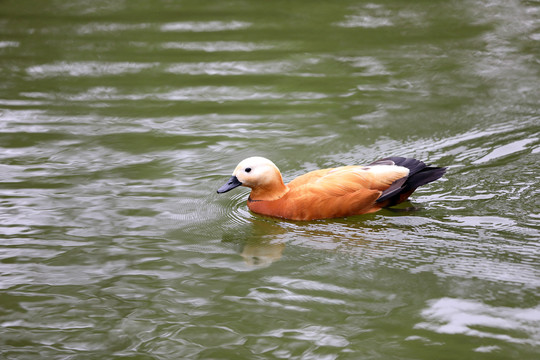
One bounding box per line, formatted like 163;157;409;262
217;175;242;193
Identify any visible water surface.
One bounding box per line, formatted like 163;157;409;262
1;0;539;359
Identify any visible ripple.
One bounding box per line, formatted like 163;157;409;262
223;190;254;227
267;276;365;296
472;137;538;164
76;22;151;35
166;60;296;76
160;21;251;32
444;215;516;228
335;14;393;29
0;41;19;48
263;326;349;348
0;99;46;106
26;61;157;78
412;256;540;287
333;3;425;29
335;56;392;76
162;41;274;52
42;86;328;103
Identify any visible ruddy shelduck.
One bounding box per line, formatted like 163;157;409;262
217;156;446;221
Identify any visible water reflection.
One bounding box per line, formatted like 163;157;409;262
76;23;151;35
160;21;251;32
241;239;285;267
414;297;540;347
221;213;287;267
26;62;157;78
0;41;19;48
335;5;394;29
161;42;275;52
166;61;297;76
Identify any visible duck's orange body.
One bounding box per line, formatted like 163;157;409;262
217;157;446;221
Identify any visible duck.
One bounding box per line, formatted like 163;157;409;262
217;156;446;221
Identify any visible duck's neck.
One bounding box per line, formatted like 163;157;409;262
249;182;289;201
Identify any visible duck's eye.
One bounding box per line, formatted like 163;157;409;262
245;167;252;173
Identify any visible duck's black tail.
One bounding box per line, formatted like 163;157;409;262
371;157;446;206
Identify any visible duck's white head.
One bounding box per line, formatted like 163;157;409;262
217;157;286;198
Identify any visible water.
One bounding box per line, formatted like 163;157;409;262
1;0;539;359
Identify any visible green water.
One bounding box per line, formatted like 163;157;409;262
1;0;539;359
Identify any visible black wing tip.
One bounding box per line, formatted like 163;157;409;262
374;157;446;204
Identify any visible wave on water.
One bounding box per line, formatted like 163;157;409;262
413;297;540;347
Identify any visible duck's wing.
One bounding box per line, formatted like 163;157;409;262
370;157;447;205
282;165;410;220
287;165;408;189
298;165;409;193
286;168;335;188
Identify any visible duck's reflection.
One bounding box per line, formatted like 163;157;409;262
221;217;288;267
240;238;285;266
221;201;423;266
